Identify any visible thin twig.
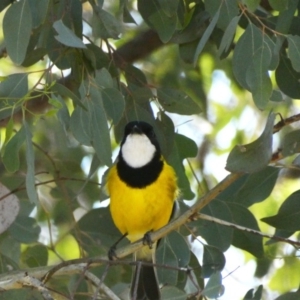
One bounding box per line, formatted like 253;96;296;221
198;213;300;248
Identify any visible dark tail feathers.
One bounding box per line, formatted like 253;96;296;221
130;263;160;300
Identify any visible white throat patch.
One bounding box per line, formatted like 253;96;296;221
121;133;156;168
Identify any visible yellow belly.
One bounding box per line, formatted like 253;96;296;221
107;162;177;243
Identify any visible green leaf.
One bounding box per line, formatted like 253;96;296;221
232;166;280;207
161;286;186;300
76;207;121;255
92;7;121;39
157;88;201;115
202;245;226;278
89;85;112;166
242;0;260;12
56;95;70;132
199;200;233;251
274;291;300;300
243;285;263;300
261;190;300;231
120;0;137;24
51;82;85;110
269;0;289;11
46;27;74;70
131;87;154;104
24;121;39;204
3;0;32;64
28;0;49;28
202;271;224;298
282;130;300;157
175;133;198;158
138;0;177;43
0;0;13;12
22;244;48;267
193;8;220;65
53;20;86;49
270;90;283;102
205;0;239;29
158;0;179;17
70;104;92;146
148;9;177;43
167;231;190;267
102;88;125;124
233;24;274;108
157;236;179;285
8;216;41;244
229;203;264;257
0;73;28;120
70;81;112;166
171;7;209;44
275;0;298;34
2;126;26;173
226;112;275;173
167;133;196;200
287;35;300;72
0;235;20;270
95;68;114;88
155;113;175;158
218;15;240;57
293;154;300;167
245;40;273;109
276;56;300;98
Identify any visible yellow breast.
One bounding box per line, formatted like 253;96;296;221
107;161;177;243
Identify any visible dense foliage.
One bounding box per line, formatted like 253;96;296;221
0;0;300;299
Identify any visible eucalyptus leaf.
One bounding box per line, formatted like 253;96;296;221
199;200;233;251
161;286;186;300
156;236;178;285
8;216;41;244
193;9;220;65
157;88;201;115
53;20;86;49
287;35;300;72
218;15;240;57
95;68;114;88
269;0;288;11
242;0;260;12
102;88;125;124
92;7;121;39
229;203;264;257
243;285;263;300
205;0;239;29
3;0;32;64
2;126;26;173
138;0;177;43
202;271;224;298
0;73;28;120
282;130;300;157
226;113;275;173
22;244;48;267
202;245;226;278
276;56;300;98
233;166;280;207
24;121;39;204
261;190;300;231
167;133;197;200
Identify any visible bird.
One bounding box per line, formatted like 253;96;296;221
106;120;177;300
